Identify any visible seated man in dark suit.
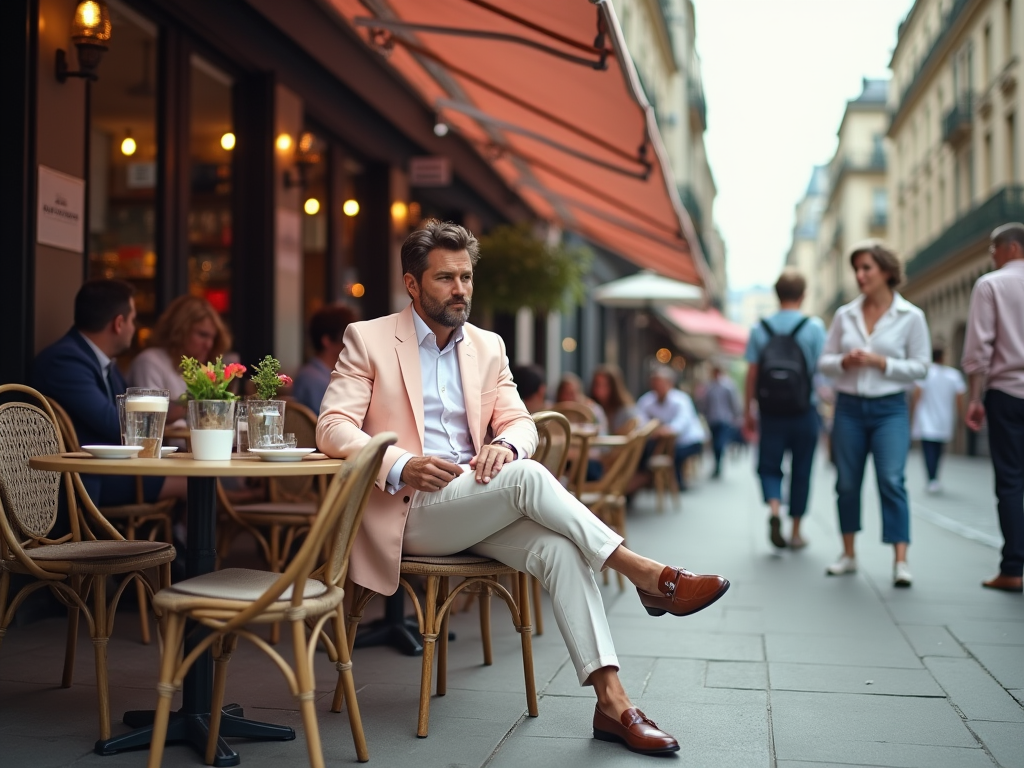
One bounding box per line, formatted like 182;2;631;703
31;279;165;506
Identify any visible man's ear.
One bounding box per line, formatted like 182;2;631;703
110;314;126;335
403;272;419;300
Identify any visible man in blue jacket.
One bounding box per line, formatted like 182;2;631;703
32;279;164;506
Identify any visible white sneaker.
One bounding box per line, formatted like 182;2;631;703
894;561;913;588
826;555;857;576
926;480;942;494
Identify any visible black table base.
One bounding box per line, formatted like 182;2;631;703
95;705;294;767
352;591;456;656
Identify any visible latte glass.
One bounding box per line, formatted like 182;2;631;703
124;387;170;458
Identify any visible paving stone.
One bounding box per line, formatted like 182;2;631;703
768;662;944;697
968;720;1024;768
542;656;657;699
949;620;1024;646
765;631;922;669
901;624;968;657
487;735;639;768
925;657;1024;722
611;625;764;661
1010;689;1024;706
705;661;768;690
965;644;1024;690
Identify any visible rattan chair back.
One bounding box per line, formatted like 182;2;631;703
596;418;660;498
530;411;571;480
0;385;70;541
550;400;597;425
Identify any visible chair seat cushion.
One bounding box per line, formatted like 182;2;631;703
166;567;328;601
401;554;494;566
400;553;516;576
235;502;318;516
27;540;172;561
647;456;674;468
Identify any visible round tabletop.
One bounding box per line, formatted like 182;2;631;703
29;452;345;477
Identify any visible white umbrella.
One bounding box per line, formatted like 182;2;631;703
593;270;704;307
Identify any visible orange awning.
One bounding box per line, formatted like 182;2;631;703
323;0;707;287
662;306;749;356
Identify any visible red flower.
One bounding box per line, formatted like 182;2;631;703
278;374;293;386
205;368;217;383
224;363;247;379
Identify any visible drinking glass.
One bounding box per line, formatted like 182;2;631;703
124;387;170;458
235;402;249;453
282;432;297;449
116;394;127;444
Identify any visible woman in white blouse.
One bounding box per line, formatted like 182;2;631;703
818;243;930;587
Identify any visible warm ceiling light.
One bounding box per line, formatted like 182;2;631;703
433;119;449;137
350;283;366;298
391;201;408;221
220;132;236;150
276;133;292;151
304;198;320;215
343;199;360;216
56;1;112;82
656;347;672;363
562;337;578;353
120;133;136;156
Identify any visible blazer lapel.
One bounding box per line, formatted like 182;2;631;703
395;307;425;441
458;333;482;451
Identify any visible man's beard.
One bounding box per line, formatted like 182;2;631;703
420;291;471;328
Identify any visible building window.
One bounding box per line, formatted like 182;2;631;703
983;132;993;193
983;24;991;86
1005;0;1014;67
1009;113;1018;183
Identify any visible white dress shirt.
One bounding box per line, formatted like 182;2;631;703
818;292;931;397
386;309;521;492
635;388;707;445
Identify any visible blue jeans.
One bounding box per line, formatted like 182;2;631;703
709;422;733;475
832;393;911;544
921;440;944;481
758;409;819;518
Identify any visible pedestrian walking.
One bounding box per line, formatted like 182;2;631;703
962;222;1024;594
703;365;741;479
743;268;826;550
818;243;931;587
910;348;966;494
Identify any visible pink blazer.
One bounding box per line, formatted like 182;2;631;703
316;304;538;595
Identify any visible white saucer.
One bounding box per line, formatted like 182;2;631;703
82;445;144;460
248;448;316;462
160;446;178;457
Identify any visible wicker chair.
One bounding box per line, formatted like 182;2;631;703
145;433;395;768
0;384;175;742
579;419;660;590
47;396;176;644
647;433;683;514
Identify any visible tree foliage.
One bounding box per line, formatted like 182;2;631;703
473;224;593;314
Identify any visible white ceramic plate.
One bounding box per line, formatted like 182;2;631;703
248;448;316;462
82;445;144;460
160;446;178;457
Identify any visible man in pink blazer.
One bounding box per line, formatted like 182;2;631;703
317;220;730;755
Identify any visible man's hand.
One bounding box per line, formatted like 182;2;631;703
965;400;986;432
743;412;757;441
469;443;515;484
401;456;464;493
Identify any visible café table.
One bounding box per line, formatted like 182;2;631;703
566;424;627;497
28;451;344;768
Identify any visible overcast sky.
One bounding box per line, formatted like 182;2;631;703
691;0;916;291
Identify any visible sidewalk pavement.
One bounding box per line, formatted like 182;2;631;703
1;448;1022;767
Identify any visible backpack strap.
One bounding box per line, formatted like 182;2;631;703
760;319;776;337
788;316;810;338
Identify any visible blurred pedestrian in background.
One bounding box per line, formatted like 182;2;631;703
556;371;609;434
703;364;740;479
636;367;706;491
819;243;930;588
743;268;826;549
128;294;232;423
293;304;358;414
910;348;966;494
589;364;638;434
511;363;548;413
962;222;1024;593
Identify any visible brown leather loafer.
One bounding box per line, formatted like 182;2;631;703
637;565;730;617
593;705;679;755
982;574;1024;593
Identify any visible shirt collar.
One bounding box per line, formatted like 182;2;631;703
78;331;112;372
849;291;914;314
1001;259;1024;273
411;306;464;352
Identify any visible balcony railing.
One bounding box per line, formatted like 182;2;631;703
829;151;886;191
869;212;888;231
942;96;973;146
906;185;1024;279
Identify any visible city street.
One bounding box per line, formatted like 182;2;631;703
1;447;1021;767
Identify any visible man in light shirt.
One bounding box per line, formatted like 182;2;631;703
911;348;966;494
317;221;730;754
636;367;707;491
962;222;1024;594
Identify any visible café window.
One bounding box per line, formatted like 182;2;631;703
188;55;234;315
87;1;158;347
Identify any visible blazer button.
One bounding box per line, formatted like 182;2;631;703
403;496;410;503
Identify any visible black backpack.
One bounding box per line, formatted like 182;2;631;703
756;317;812;417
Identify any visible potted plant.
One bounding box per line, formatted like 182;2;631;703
180;356;246;460
247;356;293;450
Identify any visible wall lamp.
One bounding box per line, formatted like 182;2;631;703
56;1;113;83
283;131;322;189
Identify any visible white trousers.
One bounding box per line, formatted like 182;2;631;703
402;460;623;684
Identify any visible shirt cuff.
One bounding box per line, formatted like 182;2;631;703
883;357;893;377
493;437;521;460
385;452;413;494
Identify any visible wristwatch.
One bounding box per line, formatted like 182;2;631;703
491;439;516;457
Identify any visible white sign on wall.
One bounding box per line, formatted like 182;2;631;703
409;156;452;187
37;165;86;253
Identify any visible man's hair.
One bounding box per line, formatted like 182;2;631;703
74;279;136;333
932;348;945;364
149;294;231;361
309;304;358;353
992;222;1024;251
775;268;806;303
650;365;677;384
401;219;480;284
849;241;903;288
511;364;546;402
